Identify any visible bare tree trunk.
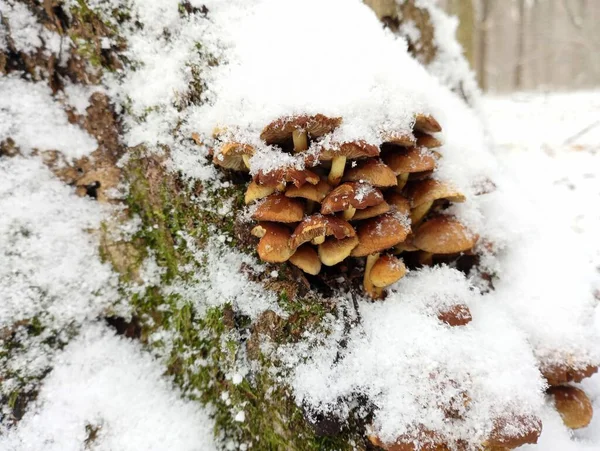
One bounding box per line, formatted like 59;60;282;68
514;0;526;89
477;0;493;91
448;0;476;69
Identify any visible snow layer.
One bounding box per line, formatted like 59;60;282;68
0;76;97;159
0;156;118;329
0;323;217;451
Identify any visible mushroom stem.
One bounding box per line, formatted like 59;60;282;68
242;154;252;169
306;199;316;214
311;235;326;245
417;251;434;266
328;155;347;185
342;205;356;220
364;253;382;299
396;173;409;191
292;129;308;152
276;182;286;192
410;200;433;225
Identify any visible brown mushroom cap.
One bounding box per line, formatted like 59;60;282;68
319;140;380;161
252;194;304;223
484;415;542;449
415;131;443;148
290;214;356;249
343;159;397;188
370;255;407;287
213;142;255;171
382;131;417;147
255;167;320;188
351;212;410;257
414;113;442;134
245;181;276;204
548;386;593;429
407;179;466;208
320;182;384;214
285;179;331;202
260;114;342;144
252;223;295;263
318;236;360;266
542;364;598;387
385;192;411;216
382;147;437;175
412;216;478;254
289;245;321;275
437;304;472;326
352;201;390;221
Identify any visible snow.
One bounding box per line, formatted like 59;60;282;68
0;323;217;451
0;76;98;160
0;156;118;329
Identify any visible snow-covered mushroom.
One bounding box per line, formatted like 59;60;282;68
414;113;442;134
254;167;320;188
289;244;322;275
319;140;380;185
382;146;438;190
381;131;417;147
260;114;342;146
251;223;295;263
320;182;384;220
252;194;305;223
412;216;478;255
483;415;542;449
290;214;356;248
547;386;593;430
213;142;255;171
245;181;276;204
385;192;411;216
343;159;397;188
318;236;359;266
407;179;465;225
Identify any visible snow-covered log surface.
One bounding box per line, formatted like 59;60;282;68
1;0;599;449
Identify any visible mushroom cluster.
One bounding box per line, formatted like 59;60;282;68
212;113;478;300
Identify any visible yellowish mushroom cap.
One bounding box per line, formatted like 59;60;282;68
318;235;359;266
252;194;305;223
382;147;437;175
414;113;442;134
320;182;384;215
412;216;478;254
407;179;465;208
213;142;255;171
343;159;397;188
289;244;322;275
370;255;407;288
548;386;593;430
285;179;332;203
260;114;342;144
351;212;410;257
290;214;356;250
252;223;295;263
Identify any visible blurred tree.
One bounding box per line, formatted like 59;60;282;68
447;0;476;69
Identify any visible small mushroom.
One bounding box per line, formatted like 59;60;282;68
285;179;331;202
412;216;478;254
254;167;320;188
318;236;360;266
543;363;598;387
351;201;390;221
343;159;397;188
321;182;384;220
212;142;255;171
414;113;442;134
251;223;295;263
370;255;407;288
415;131;442;148
290;214;356;249
548;386;593;429
381;131;417;147
245;181;276;204
484;415;542;449
366;254;407;298
407;179;465;225
382;146;437;190
351;212;410;257
385;192;411;216
252;194;304;223
289;245;321;275
319;140;380;185
260;114;342;144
